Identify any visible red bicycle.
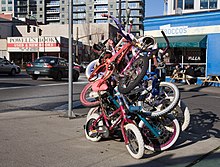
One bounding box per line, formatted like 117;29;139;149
80;14;153;106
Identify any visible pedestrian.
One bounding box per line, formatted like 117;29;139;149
185;64;197;84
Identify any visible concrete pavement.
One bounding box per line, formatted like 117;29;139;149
0;110;220;167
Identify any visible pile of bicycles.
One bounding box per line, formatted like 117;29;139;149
80;14;190;159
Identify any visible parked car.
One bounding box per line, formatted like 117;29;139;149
80;61;90;72
0;58;21;75
73;62;83;72
26;56;80;81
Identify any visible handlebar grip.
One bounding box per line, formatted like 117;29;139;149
161;30;170;47
101;14;109;18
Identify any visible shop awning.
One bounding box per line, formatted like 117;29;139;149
156;35;207;48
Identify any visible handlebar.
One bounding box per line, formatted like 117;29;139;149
160;30;170;55
101;14;133;42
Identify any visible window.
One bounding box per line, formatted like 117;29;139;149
62;8;65;11
200;0;208;9
1;7;6;11
173;0;183;9
1;0;6;4
209;0;217;9
8;6;12;11
185;0;194;9
8;0;12;4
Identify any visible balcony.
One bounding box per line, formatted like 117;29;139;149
73;9;86;13
16;2;27;7
73;2;86;6
16;10;27;14
46;17;60;21
46;10;60;14
94;0;108;5
46;2;60;7
94;8;108;12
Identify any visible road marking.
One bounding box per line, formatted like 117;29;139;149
0;81;88;90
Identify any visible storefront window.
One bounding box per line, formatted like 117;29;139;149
165;47;206;77
185;0;194;9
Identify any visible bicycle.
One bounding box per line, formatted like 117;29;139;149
87;14;151;93
84;81;145;159
85;84;180;152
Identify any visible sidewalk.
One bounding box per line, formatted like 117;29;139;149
0;110;219;167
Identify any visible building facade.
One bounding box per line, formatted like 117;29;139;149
0;0;145;36
144;10;220;78
166;0;220;15
0;13;118;67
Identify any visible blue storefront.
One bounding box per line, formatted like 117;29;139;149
143;10;220;79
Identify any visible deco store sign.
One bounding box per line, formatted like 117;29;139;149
160;24;188;36
7;37;61;52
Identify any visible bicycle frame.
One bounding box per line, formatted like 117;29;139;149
88;42;133;83
119;92;161;138
88;91;134;145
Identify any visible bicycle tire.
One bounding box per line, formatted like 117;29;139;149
85;113;103;142
172;99;190;131
124;123;145;159
80;82;100;107
138;82;180;117
87;106;99;120
139;113;180;152
85;59;99;79
118;56;149;94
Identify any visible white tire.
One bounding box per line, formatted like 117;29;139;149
85;113;103;142
124;123;144;159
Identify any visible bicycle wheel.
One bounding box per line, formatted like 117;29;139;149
80;82;100;107
85;59;99;79
85;113;103;142
138;82;180;117
139;113;180;152
124;123;145;159
172;99;190;131
118;56;149;94
87;106;99;120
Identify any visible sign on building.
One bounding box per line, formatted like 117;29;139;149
7;37;61;52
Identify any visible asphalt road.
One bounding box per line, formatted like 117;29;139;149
0;72;89;115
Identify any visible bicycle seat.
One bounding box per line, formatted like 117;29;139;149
92;79;108;92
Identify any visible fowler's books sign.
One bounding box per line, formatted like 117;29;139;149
7;37;61;52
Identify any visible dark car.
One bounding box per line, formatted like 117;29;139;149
26;56;80;81
80;61;90;73
0;58;21;75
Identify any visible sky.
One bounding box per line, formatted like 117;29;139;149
145;0;164;17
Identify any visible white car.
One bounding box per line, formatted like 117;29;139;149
0;58;21;75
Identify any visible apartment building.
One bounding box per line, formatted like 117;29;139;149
166;0;220;15
0;0;145;36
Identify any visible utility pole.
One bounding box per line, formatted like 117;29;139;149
118;0;122;23
68;0;75;118
76;27;79;63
